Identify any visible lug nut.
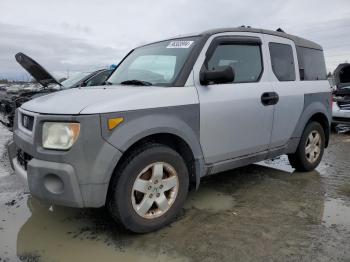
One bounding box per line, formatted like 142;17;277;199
159;185;163;189
156;193;160;197
148;186;152;190
149;194;153;198
154;180;158;184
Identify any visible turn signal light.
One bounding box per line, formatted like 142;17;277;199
108;117;124;130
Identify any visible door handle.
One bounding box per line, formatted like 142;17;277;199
261;92;279;106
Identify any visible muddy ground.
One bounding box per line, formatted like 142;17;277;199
0;126;349;262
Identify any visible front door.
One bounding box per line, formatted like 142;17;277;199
193;33;275;164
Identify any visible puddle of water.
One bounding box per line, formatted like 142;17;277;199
1;196;190;262
184;187;235;211
0;192;31;259
338;184;350;197
322;198;350;229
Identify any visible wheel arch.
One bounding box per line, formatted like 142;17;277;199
308;112;330;147
105;130;206;205
290;100;331;150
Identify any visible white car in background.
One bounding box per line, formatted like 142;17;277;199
332;63;350;126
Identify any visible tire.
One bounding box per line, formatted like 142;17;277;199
288;121;325;172
108;143;189;233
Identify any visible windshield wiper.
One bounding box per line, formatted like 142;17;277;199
120;80;152;86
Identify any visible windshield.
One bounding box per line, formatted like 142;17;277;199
61;72;91;88
107;37;199;86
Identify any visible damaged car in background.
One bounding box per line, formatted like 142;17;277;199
0;52;113;129
332;63;350;133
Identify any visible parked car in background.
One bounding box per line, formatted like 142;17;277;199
11;27;331;233
0;52;112;129
332;63;350;126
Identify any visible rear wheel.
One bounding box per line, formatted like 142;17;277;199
288;122;325;172
108;143;189;233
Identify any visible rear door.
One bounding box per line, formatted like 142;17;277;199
263;35;304;149
193;33;275;164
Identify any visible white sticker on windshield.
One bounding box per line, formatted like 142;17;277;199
167;41;194;49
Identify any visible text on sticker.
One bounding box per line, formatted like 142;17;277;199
167;41;194;48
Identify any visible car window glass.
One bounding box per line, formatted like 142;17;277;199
107;36;199;86
206;44;263;83
60;72;91;88
129;55;176;82
269;43;296;81
296;47;327;81
86;70;112;86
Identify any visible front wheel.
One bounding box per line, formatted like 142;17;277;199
288;121;325;172
108;143;189;233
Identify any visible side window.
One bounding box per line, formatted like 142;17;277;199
296;47;327;81
206;44;263;83
86;70;112;86
269;43;296;81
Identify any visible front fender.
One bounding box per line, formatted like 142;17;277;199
100;105;205;186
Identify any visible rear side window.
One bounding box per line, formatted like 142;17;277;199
206;44;263;83
269;43;296;81
296;47;327;81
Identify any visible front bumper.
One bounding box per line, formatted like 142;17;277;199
13;109;123;208
11;155;84;207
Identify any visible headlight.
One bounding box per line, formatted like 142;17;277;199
42;122;80;150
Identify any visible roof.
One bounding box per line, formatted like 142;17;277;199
200;27;323;50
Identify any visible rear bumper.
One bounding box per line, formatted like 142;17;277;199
332;102;350;125
332;116;350;125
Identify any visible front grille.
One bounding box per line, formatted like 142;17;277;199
21;114;34;131
17;149;33;170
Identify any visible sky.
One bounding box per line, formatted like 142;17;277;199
0;0;349;80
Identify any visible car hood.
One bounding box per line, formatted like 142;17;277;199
15;52;61;87
333;63;350;89
21;85;198;115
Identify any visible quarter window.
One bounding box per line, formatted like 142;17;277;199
296;47;327;81
206;44;263;83
269;43;296;81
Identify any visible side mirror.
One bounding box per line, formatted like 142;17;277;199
80;82;87;87
200;66;235;85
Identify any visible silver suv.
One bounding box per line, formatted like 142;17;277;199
11;27;332;233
